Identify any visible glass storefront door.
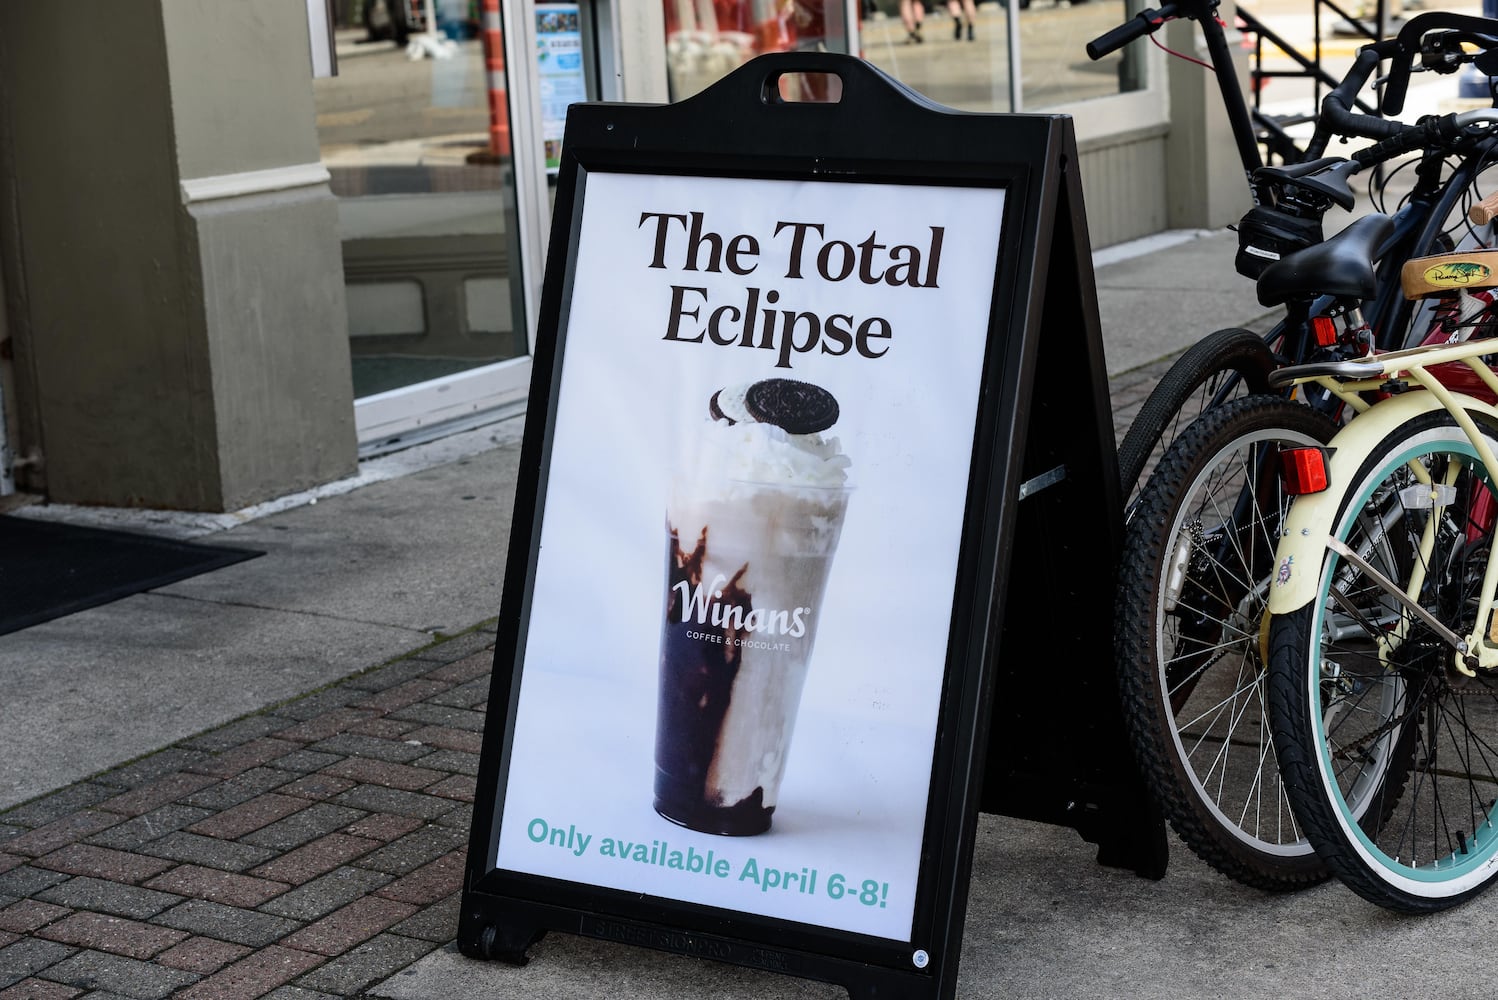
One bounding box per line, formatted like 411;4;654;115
307;0;1157;453
314;0;551;450
663;0;855;99
656;1;1148;117
860;0;1148;115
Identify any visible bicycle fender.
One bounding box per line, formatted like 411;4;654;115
1266;390;1487;615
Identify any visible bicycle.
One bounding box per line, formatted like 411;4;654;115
1112;89;1498;891
1099;8;1498;503
1117;204;1396;889
1265;255;1498;910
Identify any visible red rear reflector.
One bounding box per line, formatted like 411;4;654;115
1311;316;1339;347
1281;447;1329;495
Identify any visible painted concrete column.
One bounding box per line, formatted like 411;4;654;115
1164;9;1254;231
0;0;354;511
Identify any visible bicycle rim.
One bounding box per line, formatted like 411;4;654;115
1120;396;1336;887
1285;414;1498;909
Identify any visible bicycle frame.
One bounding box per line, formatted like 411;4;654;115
1183;0;1267;190
1266;145;1498;361
1188;143;1498;432
1190;137;1498;629
1374;146;1498;350
1268;339;1498;673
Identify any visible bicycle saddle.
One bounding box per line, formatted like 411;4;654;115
1255;212;1395;307
1253;157;1359;211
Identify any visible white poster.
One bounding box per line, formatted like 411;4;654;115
536;4;586;172
494;172;1005;940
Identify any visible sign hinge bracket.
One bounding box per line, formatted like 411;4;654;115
1018;464;1066;500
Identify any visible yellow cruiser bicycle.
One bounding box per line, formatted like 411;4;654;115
1268;244;1498;911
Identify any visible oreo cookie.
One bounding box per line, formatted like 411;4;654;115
709;390;731;424
709;384;755;425
744;378;839;435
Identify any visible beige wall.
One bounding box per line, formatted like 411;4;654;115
0;0;355;510
163;0;324;180
1078;126;1171;249
0;1;214;506
1163;15;1254;233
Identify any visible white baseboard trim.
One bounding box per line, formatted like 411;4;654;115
180;163;331;205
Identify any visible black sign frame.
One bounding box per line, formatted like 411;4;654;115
461;52;1163;1000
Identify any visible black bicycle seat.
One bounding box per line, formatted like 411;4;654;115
1256;212;1394;307
1253;157;1359;211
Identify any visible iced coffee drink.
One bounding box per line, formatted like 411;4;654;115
655;378;850;836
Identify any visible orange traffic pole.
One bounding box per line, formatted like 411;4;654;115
480;0;511;158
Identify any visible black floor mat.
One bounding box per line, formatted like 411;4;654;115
0;514;262;636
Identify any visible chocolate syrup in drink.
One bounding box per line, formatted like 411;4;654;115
654;379;849;836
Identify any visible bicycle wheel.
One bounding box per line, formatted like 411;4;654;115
1117;327;1276;510
1118;394;1339;889
1270;409;1498;912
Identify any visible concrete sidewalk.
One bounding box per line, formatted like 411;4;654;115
16;227;1478;1000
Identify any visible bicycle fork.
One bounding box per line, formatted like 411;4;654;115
1268;367;1498;680
1322;463;1470;671
1404;366;1498;675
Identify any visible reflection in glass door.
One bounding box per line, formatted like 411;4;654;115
314;0;537;450
859;0;1013;111
859;0;1148;114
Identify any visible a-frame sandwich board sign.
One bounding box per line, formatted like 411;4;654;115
461;51;1165;1000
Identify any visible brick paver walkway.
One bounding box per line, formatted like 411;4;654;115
0;356;1188;999
0;628;494;997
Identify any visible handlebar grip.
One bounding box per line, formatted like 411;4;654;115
1316;92;1405;143
1086;8;1167;60
1471;191;1498;226
1352;114;1463;167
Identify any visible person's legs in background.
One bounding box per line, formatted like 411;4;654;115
947;0;978;39
900;0;925;42
388;0;411;46
364;0;412;46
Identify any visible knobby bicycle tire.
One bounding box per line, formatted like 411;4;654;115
1269;409;1498;912
1117;395;1337;890
1117;328;1276;510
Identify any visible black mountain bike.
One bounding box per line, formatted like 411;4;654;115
1097;7;1498;888
1105;8;1498;504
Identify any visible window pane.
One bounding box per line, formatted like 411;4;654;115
314;0;528;401
1020;0;1147;109
862;0;1147;113
665;1;852;101
861;1;1013;111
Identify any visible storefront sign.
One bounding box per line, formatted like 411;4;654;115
493;171;1001;942
536;3;586;172
462;52;1161;1000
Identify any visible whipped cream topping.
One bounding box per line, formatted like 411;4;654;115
679;418;851;492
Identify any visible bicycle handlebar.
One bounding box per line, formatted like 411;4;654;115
1087;0;1263;179
1085;4;1176;59
1351;109;1498;168
1311;18;1498;156
1471;189;1498;226
1386;12;1498;112
1307;40;1405;158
